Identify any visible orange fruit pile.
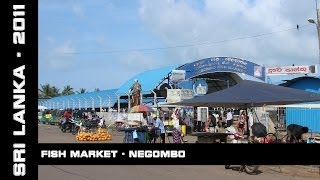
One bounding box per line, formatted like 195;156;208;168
76;128;111;141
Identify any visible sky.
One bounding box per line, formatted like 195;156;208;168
39;0;320;92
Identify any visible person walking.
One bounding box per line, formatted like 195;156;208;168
154;115;166;143
172;114;182;143
226;109;233;127
237;111;246;135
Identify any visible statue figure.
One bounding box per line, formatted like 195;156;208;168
130;79;142;107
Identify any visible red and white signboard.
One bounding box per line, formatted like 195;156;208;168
266;65;316;75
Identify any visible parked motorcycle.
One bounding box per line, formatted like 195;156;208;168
71;120;82;135
224;127;259;175
60;118;76;133
74;118;100;131
225;126;248;143
225;165;260;175
98;118;106;128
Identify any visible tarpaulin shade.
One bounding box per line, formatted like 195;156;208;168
171;80;320;107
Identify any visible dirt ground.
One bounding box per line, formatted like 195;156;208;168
38;124;320;179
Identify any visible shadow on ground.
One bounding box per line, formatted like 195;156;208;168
226;165;263;175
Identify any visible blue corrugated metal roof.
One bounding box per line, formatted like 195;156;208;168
42;89;118;109
116;66;178;95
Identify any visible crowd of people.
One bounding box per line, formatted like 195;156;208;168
133;111;187;144
134;107;255;144
195;108;255;136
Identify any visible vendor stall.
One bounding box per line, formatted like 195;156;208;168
119;127;148;143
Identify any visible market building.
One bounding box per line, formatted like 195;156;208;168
39;57;319;132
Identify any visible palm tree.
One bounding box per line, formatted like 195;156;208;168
39;84;52;98
51;86;60;97
38;84;60;98
76;88;87;94
62;85;74;95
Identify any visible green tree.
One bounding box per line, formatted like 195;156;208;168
94;88;100;92
38;84;60;98
76;88;87;94
39;84;52;98
62;85;74;95
51;86;60;97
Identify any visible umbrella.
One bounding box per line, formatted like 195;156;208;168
130;105;155;113
38;105;47;110
130;105;154;113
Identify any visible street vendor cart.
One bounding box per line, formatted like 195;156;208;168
119;127;148;143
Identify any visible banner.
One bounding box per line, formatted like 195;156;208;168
166;89;194;103
266;65;317;75
177;57;266;81
171;70;186;82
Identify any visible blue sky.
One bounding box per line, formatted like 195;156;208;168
39;0;319;92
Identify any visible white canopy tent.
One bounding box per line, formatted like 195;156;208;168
38;105;48;111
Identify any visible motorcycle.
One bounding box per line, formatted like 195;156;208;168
225;126;248;144
60;118;76;133
225;165;260;175
71;120;82;135
224;127;260;175
70;116;106;135
98;118;106;128
74;117;102;132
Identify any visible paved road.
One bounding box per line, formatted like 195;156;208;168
38;124;319;180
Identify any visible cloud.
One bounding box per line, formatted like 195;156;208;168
46;37;55;44
138;0;318;66
121;51;163;72
43;41;76;70
72;4;85;18
95;36;108;48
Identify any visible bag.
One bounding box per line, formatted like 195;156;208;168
133;130;138;139
251;123;267;137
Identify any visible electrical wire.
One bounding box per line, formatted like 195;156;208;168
39;24;312;55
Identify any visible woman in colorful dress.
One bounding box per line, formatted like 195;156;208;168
172;114;182;143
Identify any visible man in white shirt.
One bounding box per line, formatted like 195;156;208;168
147;112;154;125
226;110;233;127
248;109;254;134
154;116;166;143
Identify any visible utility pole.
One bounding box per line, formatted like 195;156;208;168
309;0;320;64
316;0;320;64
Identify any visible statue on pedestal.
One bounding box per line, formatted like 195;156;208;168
130;79;142;107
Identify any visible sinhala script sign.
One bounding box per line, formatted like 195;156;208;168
166;89;194;103
177;57;266;81
266;65;317;75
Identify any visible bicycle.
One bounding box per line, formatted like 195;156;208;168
248;125;299;144
261;125;300;143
